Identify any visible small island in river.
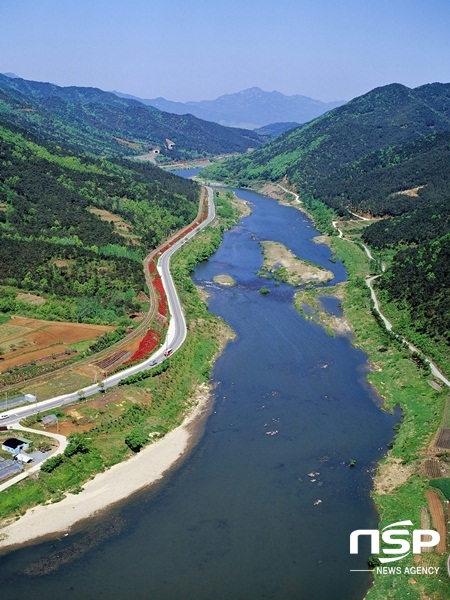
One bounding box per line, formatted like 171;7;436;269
213;274;236;286
260;240;333;285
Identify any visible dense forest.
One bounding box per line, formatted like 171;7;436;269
202;82;450;353
253;122;301;139
377;235;450;344
0;74;265;160
0;124;200;323
202;83;450;195
304;131;450;216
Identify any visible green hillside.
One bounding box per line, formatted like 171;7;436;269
202;82;450;360
203;82;450;198
0;123;200;324
0;74;265;160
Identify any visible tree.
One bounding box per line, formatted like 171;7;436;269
125;427;147;453
367;556;381;569
40;454;64;473
64;433;90;457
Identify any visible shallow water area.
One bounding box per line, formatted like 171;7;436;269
0;181;398;600
318;295;344;318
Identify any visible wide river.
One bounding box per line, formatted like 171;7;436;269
0;179;398;599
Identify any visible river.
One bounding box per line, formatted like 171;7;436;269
0;179;398;599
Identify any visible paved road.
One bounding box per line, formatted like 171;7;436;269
0;187;216;428
0;424;68;493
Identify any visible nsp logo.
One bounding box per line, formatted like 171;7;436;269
350;520;440;563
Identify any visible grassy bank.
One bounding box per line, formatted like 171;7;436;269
0;190;239;523
296;201;449;599
198;182;449;598
374;284;450;377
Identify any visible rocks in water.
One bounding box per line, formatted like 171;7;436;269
213;274;236;286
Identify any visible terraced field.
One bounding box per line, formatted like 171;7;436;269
0;317;115;371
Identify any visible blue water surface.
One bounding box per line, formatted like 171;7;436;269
0;183;398;600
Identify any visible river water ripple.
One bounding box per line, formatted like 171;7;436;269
0;183;398;600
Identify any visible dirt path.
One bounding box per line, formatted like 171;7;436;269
329;220;450;390
276;183;301;204
425;489;447;554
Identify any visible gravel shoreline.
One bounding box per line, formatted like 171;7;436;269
0;383;212;553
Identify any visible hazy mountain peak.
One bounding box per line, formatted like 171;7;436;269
0;74;266;158
112;87;345;129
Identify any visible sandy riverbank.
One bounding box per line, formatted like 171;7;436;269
0;383;212;553
261;240;334;285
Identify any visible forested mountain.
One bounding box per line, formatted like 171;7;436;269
254;122;301;139
377;236;450;343
0;123;200;323
203;83;450;194
0;75;265;160
358;133;450;347
307;130;450;219
113;87;344;129
202;82;450;352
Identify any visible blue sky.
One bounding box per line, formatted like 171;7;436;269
1;0;449;102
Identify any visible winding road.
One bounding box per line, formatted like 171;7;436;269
330;219;450;389
277;183;302;204
0;187;216;428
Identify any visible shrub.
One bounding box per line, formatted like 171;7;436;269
64;433;90;457
40;454;64;473
125;427;148;453
368;556;381;569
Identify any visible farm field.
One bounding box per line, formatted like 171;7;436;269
0;317;115;372
28;370;94;402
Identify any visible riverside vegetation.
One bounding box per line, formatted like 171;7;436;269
202;82;450;371
201;82;450;596
0;123;202;383
0;190;240;522
315;214;448;600
239;189;450;600
259;240;333;285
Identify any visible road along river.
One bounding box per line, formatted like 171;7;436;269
0;187;215;431
0;184;399;600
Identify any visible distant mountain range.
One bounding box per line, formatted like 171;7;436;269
0;74;265;159
202;81;450;352
112;87;345;129
204;82;450;198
